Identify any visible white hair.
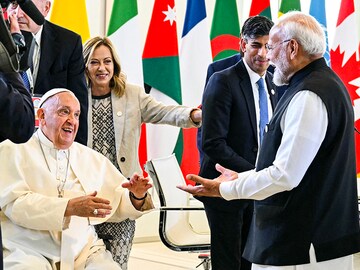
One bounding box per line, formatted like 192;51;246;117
272;11;326;57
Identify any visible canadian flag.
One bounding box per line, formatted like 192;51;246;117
330;0;360;175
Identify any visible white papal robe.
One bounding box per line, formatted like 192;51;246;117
0;130;154;269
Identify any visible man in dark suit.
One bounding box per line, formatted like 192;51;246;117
197;53;241;164
8;0;88;145
198;16;276;270
198;54;286;166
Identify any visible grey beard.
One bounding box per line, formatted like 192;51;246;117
273;68;289;86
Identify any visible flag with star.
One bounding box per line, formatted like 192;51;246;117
330;0;360;177
278;0;301;17
142;0;184;168
50;0;90;42
309;0;330;65
249;0;272;19
179;0;212;176
210;0;240;61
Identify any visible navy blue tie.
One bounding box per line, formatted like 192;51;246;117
257;78;268;143
20;70;31;92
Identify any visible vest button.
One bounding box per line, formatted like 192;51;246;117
120;157;126;162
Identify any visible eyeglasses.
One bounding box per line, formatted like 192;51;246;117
265;39;291;51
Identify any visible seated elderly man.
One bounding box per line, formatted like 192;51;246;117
0;88;154;269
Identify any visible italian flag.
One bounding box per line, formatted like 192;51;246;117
210;0;240;61
142;0;184;168
107;0;146;175
278;0;301;17
107;0;143;86
330;0;360;178
50;0;90;42
249;0;272;19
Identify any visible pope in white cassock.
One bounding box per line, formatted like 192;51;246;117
0;88;154;270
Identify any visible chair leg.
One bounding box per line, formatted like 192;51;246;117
196;254;211;270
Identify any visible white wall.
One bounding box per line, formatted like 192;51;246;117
85;0;342;49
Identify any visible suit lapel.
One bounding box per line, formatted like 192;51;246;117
236;61;258;141
35;21;58;90
111;91;127;162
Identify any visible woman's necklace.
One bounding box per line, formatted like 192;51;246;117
37;133;70;198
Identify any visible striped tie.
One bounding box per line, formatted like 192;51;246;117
20;70;31;92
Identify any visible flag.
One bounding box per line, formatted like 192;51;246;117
107;0;146;175
142;0;184;168
210;0;240;61
50;0;90;42
278;0;301;17
309;0;330;65
179;0;212;177
330;0;360;176
107;0;143;86
249;0;272;19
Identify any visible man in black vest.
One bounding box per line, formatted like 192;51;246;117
179;11;360;270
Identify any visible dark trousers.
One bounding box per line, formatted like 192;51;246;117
204;201;253;270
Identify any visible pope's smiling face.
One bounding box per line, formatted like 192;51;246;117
39;92;80;149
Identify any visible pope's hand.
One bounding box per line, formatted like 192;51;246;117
65;191;112;218
121;173;152;199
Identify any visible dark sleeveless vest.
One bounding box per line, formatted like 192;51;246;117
243;58;360;265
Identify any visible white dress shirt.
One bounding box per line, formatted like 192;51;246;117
243;60;273;145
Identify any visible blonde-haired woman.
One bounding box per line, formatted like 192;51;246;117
83;36;201;269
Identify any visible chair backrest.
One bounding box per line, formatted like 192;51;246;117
145;154;210;252
146;154;189;208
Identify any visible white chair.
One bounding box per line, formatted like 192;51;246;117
144;154;211;269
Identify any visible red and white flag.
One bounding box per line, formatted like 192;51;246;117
330;0;360;177
142;0;183;170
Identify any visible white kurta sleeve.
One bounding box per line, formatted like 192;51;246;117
220;90;328;200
